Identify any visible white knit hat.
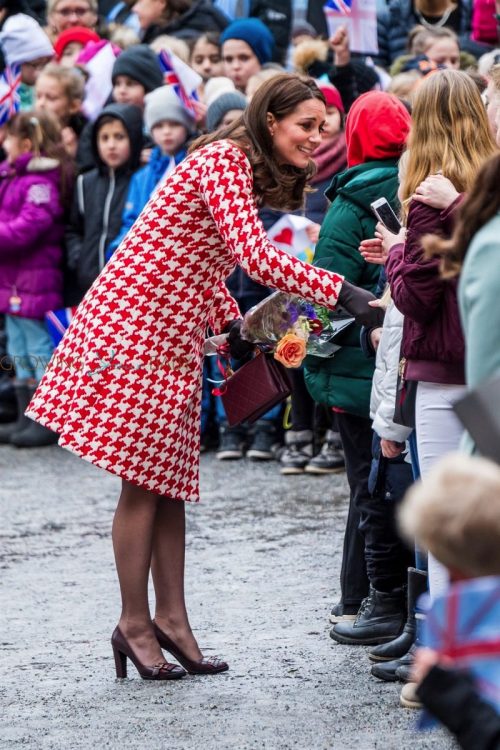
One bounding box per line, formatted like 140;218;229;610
203;76;236;107
144;85;196;135
0;14;54;66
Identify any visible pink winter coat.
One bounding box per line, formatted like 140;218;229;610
0;153;65;319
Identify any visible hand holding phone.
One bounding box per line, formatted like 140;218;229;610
370;198;402;234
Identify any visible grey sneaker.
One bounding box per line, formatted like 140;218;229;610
280;429;314;475
306;430;345;474
246;421;279;461
216;423;245;460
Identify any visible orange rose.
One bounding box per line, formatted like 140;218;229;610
274;333;307;368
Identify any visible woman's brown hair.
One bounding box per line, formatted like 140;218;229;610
7;110;74;210
191;73;326;211
424;153;500;277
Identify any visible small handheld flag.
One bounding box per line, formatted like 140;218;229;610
0;64;21;126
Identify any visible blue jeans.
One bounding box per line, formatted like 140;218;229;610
5;315;54;382
408;430;427;572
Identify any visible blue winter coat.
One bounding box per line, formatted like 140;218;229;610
106;146;187;259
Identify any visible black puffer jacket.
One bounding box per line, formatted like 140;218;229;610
65;103;143;304
375;0;473;68
250;0;292;64
142;0;229;43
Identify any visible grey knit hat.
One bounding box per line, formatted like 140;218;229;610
112;44;163;93
206;91;247;132
144;85;197;135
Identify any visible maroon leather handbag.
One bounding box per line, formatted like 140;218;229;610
220;352;291;427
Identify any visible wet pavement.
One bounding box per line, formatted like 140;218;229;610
0;446;456;750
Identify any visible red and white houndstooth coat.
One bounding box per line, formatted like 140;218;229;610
27;140;343;501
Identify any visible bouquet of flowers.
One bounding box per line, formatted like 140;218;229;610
240;291;354;368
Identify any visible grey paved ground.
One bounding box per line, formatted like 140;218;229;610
0;446;456;750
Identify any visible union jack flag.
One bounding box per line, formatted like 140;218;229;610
324;0;352;15
0;64;21;126
422;576;500;726
157;49;200;117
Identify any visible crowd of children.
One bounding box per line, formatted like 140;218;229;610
1;0;500;741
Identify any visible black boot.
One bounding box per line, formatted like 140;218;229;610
329;585;406;646
368;568;428;662
0;381;31;443
395;643;417;682
371;655;404;682
0;375;17;423
10;385;58;448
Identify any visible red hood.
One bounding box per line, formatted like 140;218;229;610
346;92;411;168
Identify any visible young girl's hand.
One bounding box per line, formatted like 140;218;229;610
329;25;350;67
305;222;321;244
359;237;386;265
61;126;78;159
413;174;459;210
380;438;404;458
192;99;207;125
359;224;405;264
369;326;383;351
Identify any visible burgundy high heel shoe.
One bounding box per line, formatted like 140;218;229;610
111;626;187;680
153;622;229;675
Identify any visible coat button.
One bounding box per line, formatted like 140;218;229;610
202;290;212;301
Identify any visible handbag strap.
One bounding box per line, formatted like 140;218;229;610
211;344;233;396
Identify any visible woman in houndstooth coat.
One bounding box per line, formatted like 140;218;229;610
27;74;381;680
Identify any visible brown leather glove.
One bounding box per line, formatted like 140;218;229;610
337;280;385;328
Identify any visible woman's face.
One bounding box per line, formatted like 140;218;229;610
190;38;223;82
132;0;166;30
425;39;460;69
49;0;97;33
222;39;261;93
269;98;326;169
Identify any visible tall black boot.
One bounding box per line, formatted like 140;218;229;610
10;385;58;448
0;318;17;422
369;568;428;663
329;585;406;645
0;374;17;423
0;381;31;443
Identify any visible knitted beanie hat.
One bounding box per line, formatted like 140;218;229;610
203;76;235;106
291;21;318;41
319;84;344;114
53;26;100;60
206;91;247;132
112;44;164;93
144;85;196;135
220;19;274;65
0;13;54;66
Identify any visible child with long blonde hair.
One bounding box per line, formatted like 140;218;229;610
370;71;496;601
400;70;495;213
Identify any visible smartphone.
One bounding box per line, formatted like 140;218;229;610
370;198;402;234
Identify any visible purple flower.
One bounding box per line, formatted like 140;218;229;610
286;302;300;325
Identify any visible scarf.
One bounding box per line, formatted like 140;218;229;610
311;132;347;185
